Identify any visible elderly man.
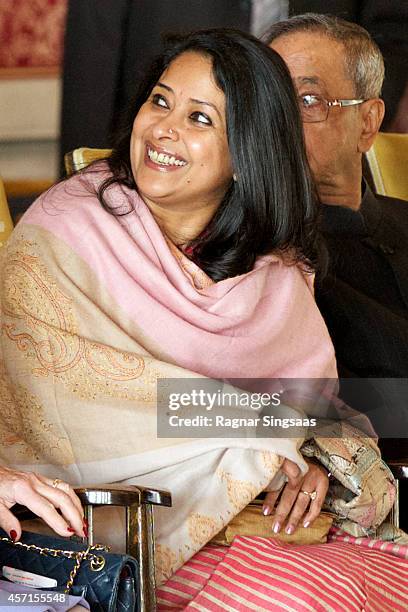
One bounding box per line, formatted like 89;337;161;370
265;14;408;454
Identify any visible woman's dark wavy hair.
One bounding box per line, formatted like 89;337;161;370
94;28;322;281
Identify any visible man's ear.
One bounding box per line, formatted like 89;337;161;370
357;98;385;153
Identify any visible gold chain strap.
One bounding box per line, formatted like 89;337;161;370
0;536;109;593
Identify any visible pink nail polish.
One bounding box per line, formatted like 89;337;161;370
263;506;271;516
303;521;310;528
285;524;294;535
273;521;280;534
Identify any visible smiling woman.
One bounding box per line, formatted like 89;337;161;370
0;28;398;605
130;52;233;245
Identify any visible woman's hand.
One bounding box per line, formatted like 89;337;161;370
263;458;329;534
0;466;85;541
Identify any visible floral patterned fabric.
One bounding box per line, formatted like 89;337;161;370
0;0;66;70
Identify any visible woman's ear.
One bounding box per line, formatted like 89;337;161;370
358;98;385;153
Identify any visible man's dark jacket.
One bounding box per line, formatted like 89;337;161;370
316;185;408;454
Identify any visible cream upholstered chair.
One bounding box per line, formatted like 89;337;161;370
0;177;13;248
64;147;112;176
366;132;408;201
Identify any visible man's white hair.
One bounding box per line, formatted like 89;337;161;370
263;13;385;99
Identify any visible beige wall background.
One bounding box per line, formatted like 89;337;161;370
0;77;60;182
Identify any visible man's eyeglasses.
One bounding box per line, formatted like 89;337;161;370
298;94;366;123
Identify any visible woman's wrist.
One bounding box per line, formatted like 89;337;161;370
306;457;333;480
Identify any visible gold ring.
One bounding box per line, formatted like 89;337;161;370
52;478;62;488
300;489;317;500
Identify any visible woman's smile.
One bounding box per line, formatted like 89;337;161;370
145;142;188;171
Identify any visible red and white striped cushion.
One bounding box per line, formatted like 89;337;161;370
157;533;408;611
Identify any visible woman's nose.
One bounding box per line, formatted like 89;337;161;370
152;117;179;141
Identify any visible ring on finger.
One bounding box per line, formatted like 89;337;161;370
299;489;317;501
52;478;62;488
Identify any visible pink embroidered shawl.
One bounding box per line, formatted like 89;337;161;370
1;170;389;582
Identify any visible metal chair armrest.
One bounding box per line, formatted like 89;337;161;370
75;483;171;611
382;460;408;529
387;461;408;480
74;483;171;508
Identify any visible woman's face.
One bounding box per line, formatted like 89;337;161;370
130;52;233;215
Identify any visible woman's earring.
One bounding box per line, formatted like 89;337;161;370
233;173;237;182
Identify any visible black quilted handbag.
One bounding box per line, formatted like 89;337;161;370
0;529;139;611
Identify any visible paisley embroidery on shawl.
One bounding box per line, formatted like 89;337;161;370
1;239;146;401
217;469;259;511
261;451;282;475
187;512;222;546
167;239;214;290
155;544;179;584
0;360;73;465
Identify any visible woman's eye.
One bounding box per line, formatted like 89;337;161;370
190;111;212;126
152;94;168;109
